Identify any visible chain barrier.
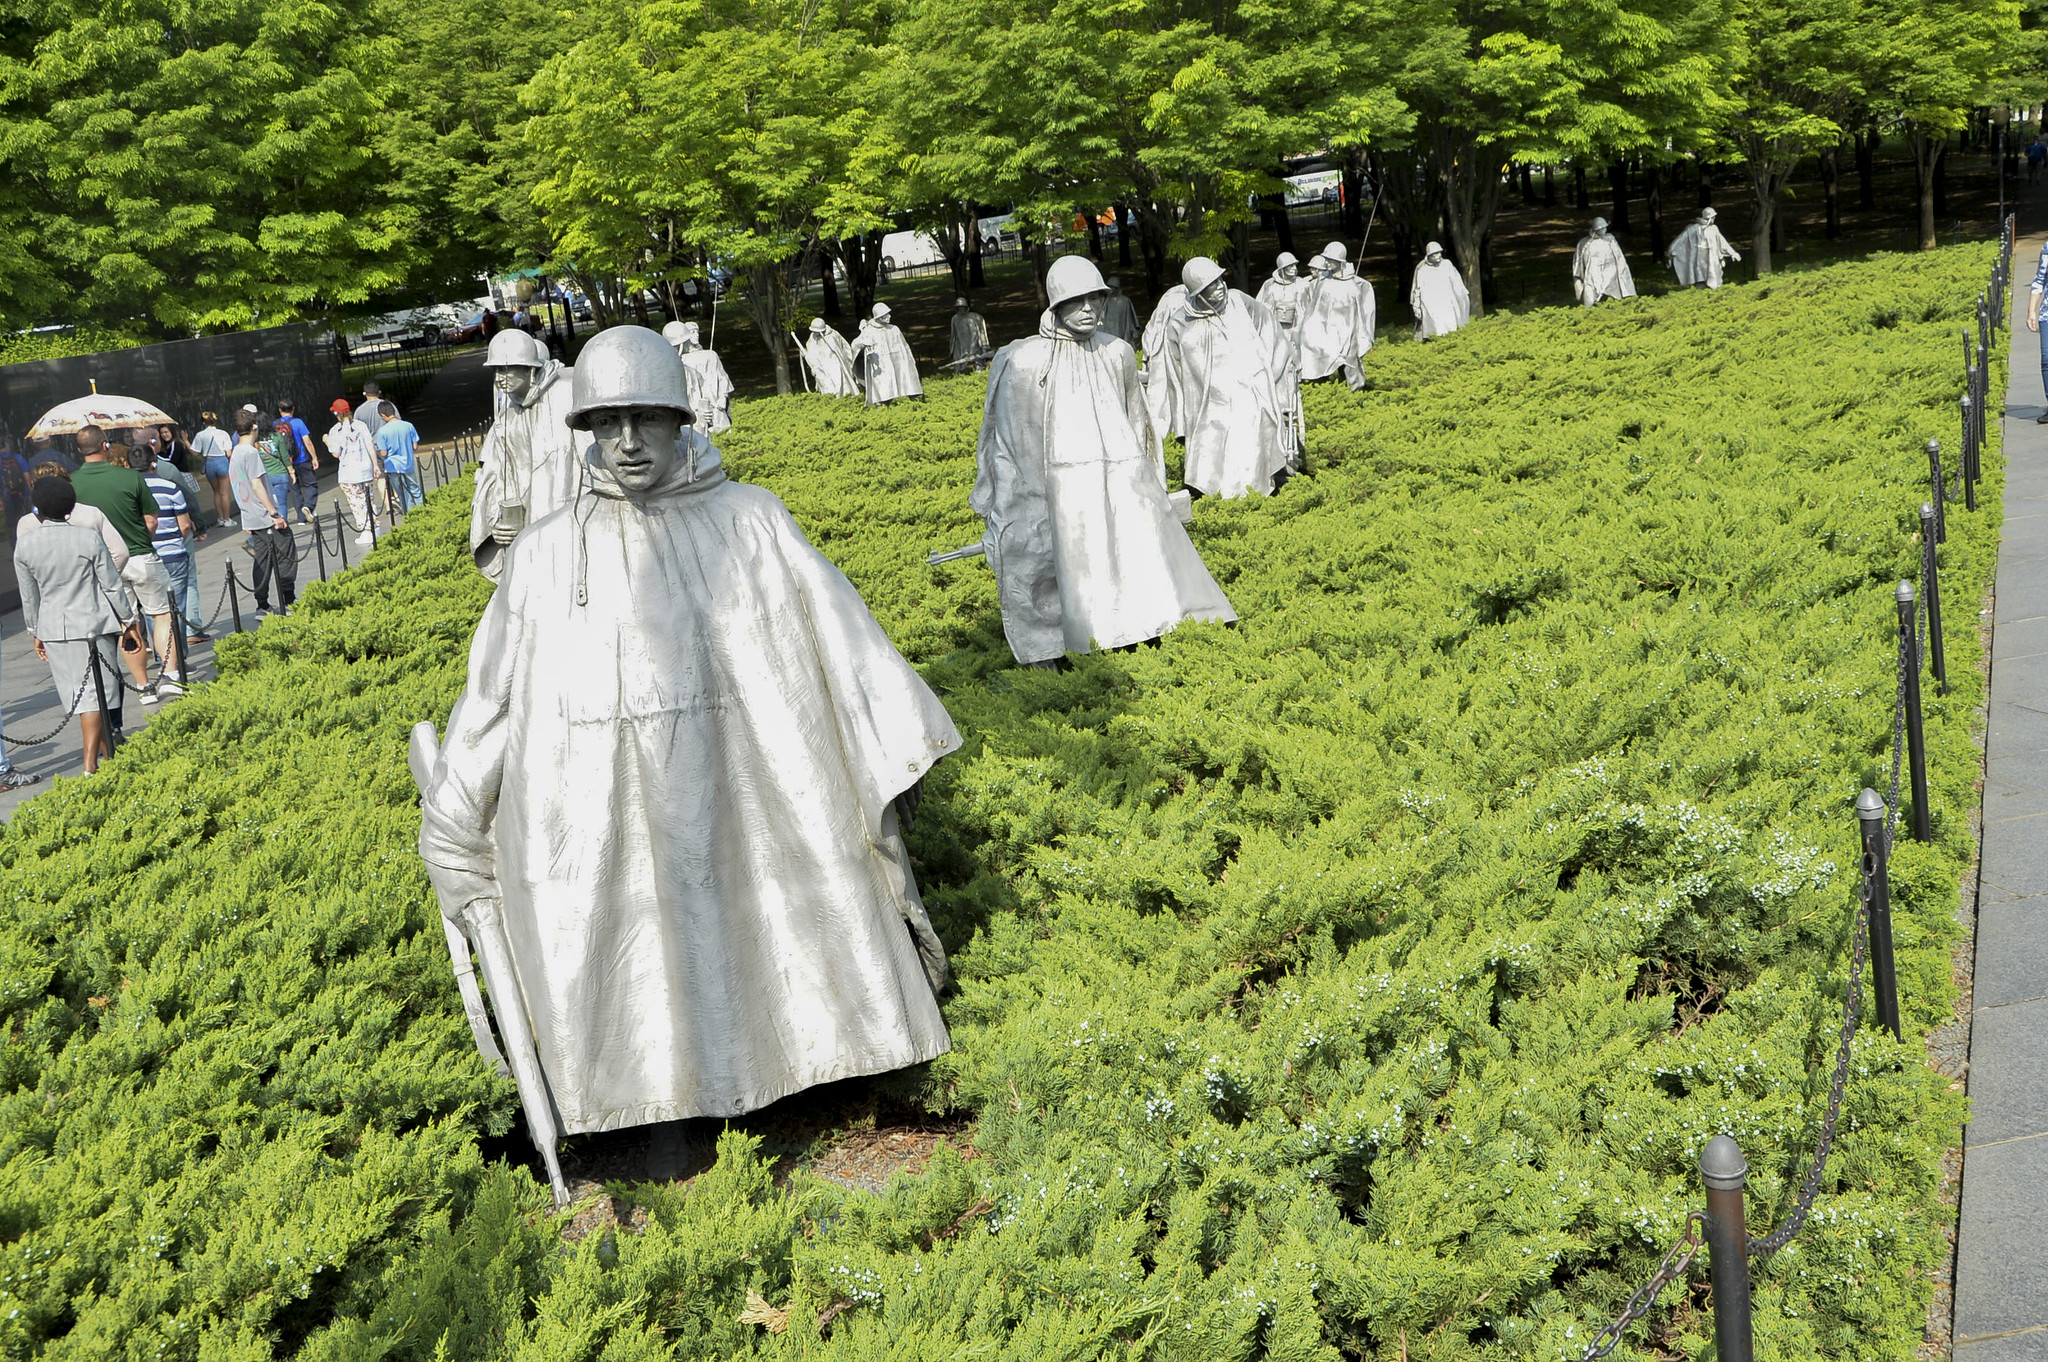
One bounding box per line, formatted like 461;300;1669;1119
1748;857;1872;1257
0;669;97;749
1578;1214;1706;1361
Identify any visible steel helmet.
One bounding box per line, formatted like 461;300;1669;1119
809;318;829;333
871;303;892;321
566;326;695;429
661;320;688;346
1045;255;1109;308
1322;241;1350;263
485;328;544;369
1181;257;1226;295
1275;251;1298;269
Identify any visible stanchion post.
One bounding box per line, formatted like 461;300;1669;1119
314;519;328;581
1927;440;1947;543
1921;503;1948;695
1898;581;1932;843
366;484;378;543
1699;1136;1755;1362
1961;392;1978;503
1855;788;1903;1040
337;512;350;571
87;640;115;765
227;566;245;635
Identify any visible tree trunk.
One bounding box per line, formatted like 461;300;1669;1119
1520;163;1535;205
1086;210;1104;261
1341;155;1366;238
1274;203;1295;257
1698;162;1713;209
1479;231;1498;309
1227;220;1252;290
1822;144;1841;240
966;210;986;289
1745;158;1791;276
1116;202;1133;267
1136;201;1171;298
1573;163;1588;209
1542;165;1556;206
1030;235;1050;309
741;263;792;395
1771;201;1787;255
1857;125;1877;209
835;234;884;319
1646;164;1666;257
1432;128;1505;319
1608;160;1630;232
1933;139;1949;217
632;290;651;326
1909;127;1941;249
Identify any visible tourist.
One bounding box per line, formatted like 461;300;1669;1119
15;477;133;774
72;427;182;700
230;412;295;614
375;403;422;511
191;411;235;529
276;401;320;522
325;398;378;545
355;381;392;438
132;447;206;644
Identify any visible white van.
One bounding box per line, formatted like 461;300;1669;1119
878;230;948;271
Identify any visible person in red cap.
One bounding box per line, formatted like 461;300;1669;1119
324;398;379;546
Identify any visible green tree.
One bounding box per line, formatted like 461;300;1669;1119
1867;0;2017;250
0;0;411;333
521;0;892;393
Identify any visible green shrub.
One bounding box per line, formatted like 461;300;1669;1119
0;244;1995;1360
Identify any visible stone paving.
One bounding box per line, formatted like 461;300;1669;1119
1952;232;2048;1361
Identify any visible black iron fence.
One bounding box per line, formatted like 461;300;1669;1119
1581;211;2011;1362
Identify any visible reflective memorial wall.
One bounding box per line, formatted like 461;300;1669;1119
0;324;344;607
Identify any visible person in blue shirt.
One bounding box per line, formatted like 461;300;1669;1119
374;403;424;511
277;401;321;521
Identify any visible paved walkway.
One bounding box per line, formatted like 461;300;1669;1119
1955;235;2048;1360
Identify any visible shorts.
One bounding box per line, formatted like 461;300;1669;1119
43;635;121;712
202;455;231;479
121;554;172;617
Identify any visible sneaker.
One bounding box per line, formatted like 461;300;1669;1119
139;685;161;706
220;518;237;529
295;512;311;524
355;531;373;546
241;538;256;557
0;770;42;791
189;629;212;643
158;676;185;697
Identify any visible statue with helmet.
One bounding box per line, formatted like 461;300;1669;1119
959;255;1235;666
946;297;993;372
1297;241;1376;389
470;329;579;580
412;325;960;1201
1409;241;1471;339
849;303;923;404
1667;207;1741;289
661;320;734;432
1572;217;1637;306
1146;257;1296;498
1256;253;1310;471
1100;276;1141;346
799;318;863;398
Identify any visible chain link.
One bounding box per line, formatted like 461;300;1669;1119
1579;1213;1706;1361
0;668;97;748
1747;849;1872;1257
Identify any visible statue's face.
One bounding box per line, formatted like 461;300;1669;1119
1278;263;1297;281
1426;248;1443;264
1311;259;1334;278
1054;292;1103;339
493;366;536;401
589;407;686;491
1198;277;1228;308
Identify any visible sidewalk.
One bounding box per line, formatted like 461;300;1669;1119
1953;237;2048;1359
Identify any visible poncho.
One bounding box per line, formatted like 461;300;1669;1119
1101;291;1142;347
1410;260;1471;338
1298;265;1375;387
1670;222;1740;289
470;360;581;580
949;310;992;367
1573;230;1637;306
1151;287;1292;498
805;327;862;398
418;440;960;1135
970;312;1236;664
678;348;734;433
851;321;923;404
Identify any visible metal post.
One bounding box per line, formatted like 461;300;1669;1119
1898;581;1932;843
1961;393;1978;505
1855;788;1903;1040
1699;1136;1755;1362
337;510;350;571
227;567;245;635
1927;440;1946;543
313;518;328;581
366;483;378;543
1921;504;1947;695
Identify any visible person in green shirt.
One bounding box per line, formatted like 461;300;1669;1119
69;425;182;701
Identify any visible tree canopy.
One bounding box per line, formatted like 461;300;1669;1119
0;0;2024;341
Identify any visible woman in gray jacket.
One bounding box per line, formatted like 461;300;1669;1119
14;477;134;773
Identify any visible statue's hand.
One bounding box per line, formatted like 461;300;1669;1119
491;523;519;546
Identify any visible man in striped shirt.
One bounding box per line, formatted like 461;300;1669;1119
138;450;205;650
